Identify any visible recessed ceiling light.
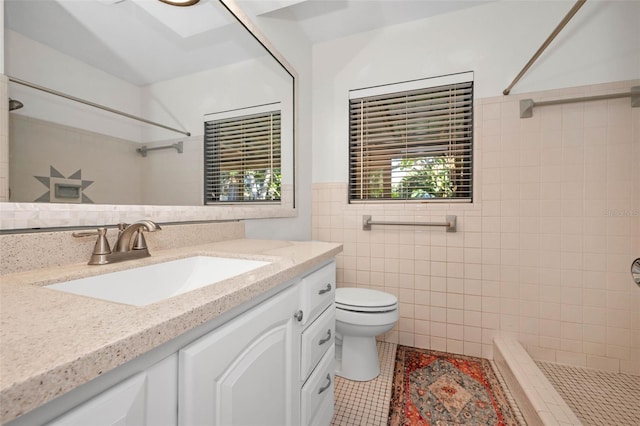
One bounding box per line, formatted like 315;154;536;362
158;0;200;6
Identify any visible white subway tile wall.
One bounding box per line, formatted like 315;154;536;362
312;80;640;375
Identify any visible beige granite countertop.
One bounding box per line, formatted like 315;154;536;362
0;239;342;424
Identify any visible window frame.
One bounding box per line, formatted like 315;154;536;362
348;72;474;204
203;102;282;205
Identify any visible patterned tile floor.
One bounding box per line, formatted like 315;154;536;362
536;361;640;426
331;342;397;426
331;342;524;426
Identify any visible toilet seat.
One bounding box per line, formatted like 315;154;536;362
335;288;398;313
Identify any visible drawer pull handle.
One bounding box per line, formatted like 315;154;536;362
293;310;304;322
318;283;332;295
318;374;332;395
318;329;332;345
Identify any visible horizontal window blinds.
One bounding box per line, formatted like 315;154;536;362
204;110;281;204
349;80;473;201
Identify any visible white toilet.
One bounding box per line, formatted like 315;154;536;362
335;287;399;381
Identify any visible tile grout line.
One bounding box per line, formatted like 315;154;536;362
536;360;640;426
332;341;397;426
490;359;527;426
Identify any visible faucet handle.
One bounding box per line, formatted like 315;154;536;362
72;228;112;265
131;230;148;250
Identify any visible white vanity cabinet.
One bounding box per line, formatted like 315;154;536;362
298;261;336;426
18;260;336;426
178;283;300;426
178;260;337;426
299;262;336;327
301;345;335;426
45;354;178;426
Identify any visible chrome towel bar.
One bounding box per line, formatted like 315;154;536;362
520;87;640;118
137;141;183;157
362;215;457;232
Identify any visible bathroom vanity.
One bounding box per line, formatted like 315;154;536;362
179;261;336;426
0;239;341;426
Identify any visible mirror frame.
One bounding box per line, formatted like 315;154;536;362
0;0;298;231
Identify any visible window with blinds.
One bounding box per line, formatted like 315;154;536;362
204;109;281;204
349;75;473;202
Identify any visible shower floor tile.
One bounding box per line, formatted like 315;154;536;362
331;341;397;426
536;360;640;425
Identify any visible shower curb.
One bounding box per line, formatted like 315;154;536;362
493;337;582;426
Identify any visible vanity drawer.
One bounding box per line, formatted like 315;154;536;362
300;261;336;325
301;345;335;426
301;305;335;380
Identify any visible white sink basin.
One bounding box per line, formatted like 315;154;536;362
46;256;270;306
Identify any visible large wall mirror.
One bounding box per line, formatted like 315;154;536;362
2;0;296;230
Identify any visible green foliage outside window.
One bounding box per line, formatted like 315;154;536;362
364;156;458;199
219;169;281;201
392;157;457;199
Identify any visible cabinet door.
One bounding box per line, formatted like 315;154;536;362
46;354;178;426
179;285;300;426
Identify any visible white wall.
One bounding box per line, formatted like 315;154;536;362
0;0;4;74
239;9;315;240
5;30;145;142
0;2;6;201
312;0;640;183
141;55;291;142
140;54;294;207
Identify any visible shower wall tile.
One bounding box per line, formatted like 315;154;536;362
9;115;142;204
312;79;640;374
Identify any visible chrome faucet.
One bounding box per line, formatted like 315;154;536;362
73;220;162;265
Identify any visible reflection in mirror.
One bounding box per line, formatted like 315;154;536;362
4;0;293;209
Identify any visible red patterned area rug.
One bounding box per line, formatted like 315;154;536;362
388;346;519;425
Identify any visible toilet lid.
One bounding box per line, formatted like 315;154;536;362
335;288;398;313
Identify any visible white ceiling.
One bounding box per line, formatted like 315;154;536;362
238;0;493;43
4;0;267;85
4;0;492;85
